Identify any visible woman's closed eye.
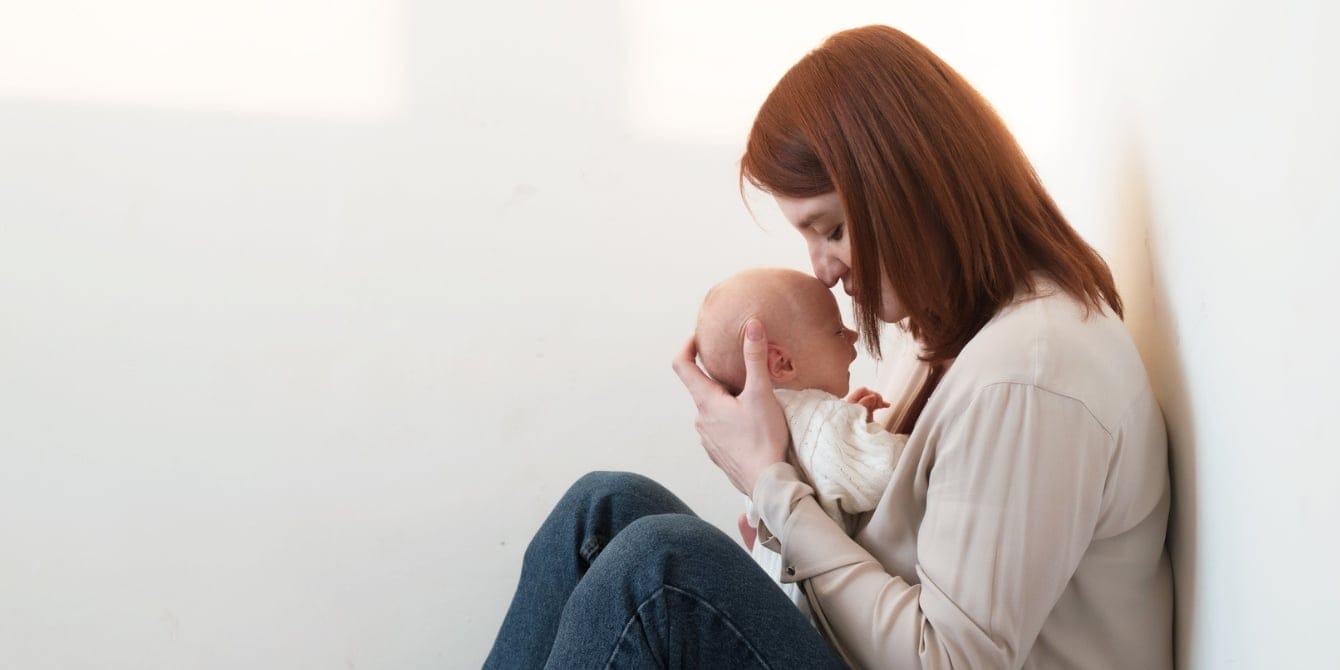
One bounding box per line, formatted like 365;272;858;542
826;224;844;242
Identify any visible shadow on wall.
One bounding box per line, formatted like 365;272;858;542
1108;141;1197;669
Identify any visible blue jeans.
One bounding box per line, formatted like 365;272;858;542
483;471;847;669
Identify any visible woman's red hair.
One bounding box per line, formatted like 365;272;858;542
741;25;1122;363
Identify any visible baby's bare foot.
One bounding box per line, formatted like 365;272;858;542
737;512;757;551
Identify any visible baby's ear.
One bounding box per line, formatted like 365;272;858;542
767;343;796;383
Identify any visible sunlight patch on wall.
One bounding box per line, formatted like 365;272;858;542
620;2;906;146
619;0;1073;163
0;0;406;120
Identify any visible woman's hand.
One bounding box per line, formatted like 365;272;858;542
671;318;790;495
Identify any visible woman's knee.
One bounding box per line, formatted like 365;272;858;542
566;470;660;502
616;514;739;564
524;472;691;567
559;471;686;516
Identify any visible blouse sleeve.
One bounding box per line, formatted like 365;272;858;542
751;382;1112;669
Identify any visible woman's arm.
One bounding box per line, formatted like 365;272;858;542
755;383;1112;669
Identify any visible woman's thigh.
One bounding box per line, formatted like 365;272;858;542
545;513;846;669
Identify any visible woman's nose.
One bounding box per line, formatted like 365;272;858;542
810;252;845;288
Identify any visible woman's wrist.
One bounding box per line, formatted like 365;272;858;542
750;462;812;548
750;461;799;501
743;454;789;498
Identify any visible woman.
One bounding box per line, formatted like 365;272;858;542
485;25;1172;669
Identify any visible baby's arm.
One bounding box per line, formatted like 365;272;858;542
777;389;907;520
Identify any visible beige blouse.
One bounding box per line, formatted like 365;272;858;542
753;280;1174;669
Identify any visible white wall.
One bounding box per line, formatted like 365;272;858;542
1;1;1336;668
1066;3;1340;667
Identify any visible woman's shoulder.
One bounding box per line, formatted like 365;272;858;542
944;280;1152;434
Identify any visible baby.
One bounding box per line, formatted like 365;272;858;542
694;267;908;618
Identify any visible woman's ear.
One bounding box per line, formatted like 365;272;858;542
767;343;796;384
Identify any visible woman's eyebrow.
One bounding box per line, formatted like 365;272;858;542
796;212;826;230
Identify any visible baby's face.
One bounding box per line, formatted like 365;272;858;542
695;268;859;397
786;284;860;397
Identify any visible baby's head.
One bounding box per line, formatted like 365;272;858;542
695;267;859;397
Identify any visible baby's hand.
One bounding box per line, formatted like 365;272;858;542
845;386;891;423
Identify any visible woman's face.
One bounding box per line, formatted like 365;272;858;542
775;192;907;323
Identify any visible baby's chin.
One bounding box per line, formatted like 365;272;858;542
833;372;851;397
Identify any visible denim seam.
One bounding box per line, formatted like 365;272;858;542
604;586;662;670
603;584;773;670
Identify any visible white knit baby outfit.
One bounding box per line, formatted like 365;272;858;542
744;388;907;620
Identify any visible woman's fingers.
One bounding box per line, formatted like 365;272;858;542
671;335;724;408
739;318;775;396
